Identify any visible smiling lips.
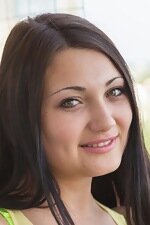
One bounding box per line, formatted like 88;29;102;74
80;136;118;153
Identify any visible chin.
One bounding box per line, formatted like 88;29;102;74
90;159;122;177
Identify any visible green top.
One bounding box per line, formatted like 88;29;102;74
0;208;14;225
0;203;127;225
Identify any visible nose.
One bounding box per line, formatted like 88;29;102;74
88;100;116;133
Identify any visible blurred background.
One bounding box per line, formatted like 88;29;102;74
0;0;150;151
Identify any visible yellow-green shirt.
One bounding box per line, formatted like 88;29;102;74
0;203;127;225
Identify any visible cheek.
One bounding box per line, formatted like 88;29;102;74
124;106;132;130
41;110;85;146
116;103;132;134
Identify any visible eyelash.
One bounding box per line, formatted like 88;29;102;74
106;86;127;98
59;97;82;109
59;86;127;109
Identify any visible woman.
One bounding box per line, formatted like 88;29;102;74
0;13;149;225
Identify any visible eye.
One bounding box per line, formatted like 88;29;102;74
59;97;82;108
106;87;126;98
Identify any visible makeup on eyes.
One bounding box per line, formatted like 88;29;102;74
106;85;127;97
59;96;83;108
46;76;125;98
47;76;128;110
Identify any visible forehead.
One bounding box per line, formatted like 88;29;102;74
44;48;122;90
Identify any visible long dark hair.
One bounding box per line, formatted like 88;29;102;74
0;13;149;225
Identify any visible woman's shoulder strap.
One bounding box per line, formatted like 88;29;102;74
0;208;14;225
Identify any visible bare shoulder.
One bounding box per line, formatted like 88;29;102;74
22;207;57;225
0;215;8;225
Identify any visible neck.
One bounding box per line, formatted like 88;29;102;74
40;177;111;225
56;176;97;214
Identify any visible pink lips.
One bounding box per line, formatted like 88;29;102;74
80;136;118;154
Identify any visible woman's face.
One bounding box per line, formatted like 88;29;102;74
41;48;132;180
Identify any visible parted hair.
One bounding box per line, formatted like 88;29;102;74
0;13;150;225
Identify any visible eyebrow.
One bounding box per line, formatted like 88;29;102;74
48;86;86;96
106;76;124;86
49;76;123;96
